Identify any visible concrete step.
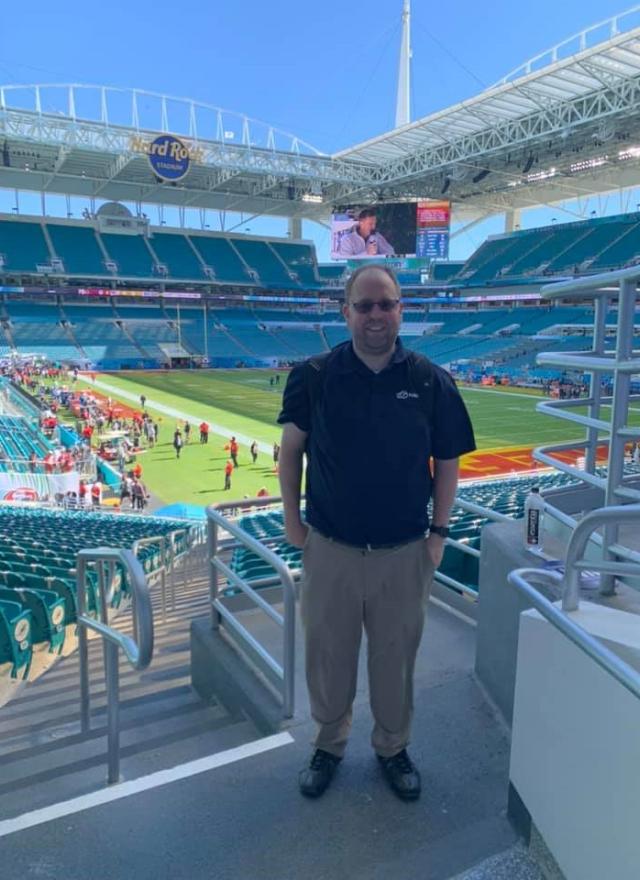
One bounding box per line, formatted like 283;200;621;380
447;844;546;880
0;715;258;821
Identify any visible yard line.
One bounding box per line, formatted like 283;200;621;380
89;377;275;455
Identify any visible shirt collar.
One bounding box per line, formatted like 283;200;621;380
338;338;408;374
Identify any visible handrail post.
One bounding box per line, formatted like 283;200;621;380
75;547;154;786
105;639;121;784
208;514;220;630
77;554;90;733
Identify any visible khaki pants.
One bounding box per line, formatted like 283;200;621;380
300;529;435;758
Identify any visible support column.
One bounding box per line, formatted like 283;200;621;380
288;217;302;240
504;209;521;233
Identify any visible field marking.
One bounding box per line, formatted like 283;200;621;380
461;386;544;402
0;731;294;839
89;377;275;455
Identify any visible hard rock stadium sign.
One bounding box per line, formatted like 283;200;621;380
129;134;204;181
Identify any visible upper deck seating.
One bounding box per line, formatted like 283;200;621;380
188;235;250;284
0;221;51;273
100;234;156;278
232;239;294;287
148;233;205;280
47;225;106;276
270;242;320;287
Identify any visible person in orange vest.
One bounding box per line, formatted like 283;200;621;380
229;436;239;468
91;480;102;508
224;459;233;490
132;461;143;480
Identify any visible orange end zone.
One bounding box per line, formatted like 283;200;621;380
459;444;610;480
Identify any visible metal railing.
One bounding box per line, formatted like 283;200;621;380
508;504;640;702
534;266;640;594
76;547;154;784
206;500;296;718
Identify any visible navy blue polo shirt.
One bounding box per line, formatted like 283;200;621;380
278;340;476;546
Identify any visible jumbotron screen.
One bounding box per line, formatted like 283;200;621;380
330;203;417;260
330;201;450;260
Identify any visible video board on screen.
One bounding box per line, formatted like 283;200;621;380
416;200;451;260
330;203;417;260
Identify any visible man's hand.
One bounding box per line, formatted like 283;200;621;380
425;533;445;568
285;519;309;549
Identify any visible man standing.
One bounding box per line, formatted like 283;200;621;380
337;208;395;258
224;459;233;491
229;436;239;468
278;265;475;801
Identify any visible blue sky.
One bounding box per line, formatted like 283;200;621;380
0;0;636;260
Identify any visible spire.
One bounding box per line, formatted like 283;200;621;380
395;0;411;128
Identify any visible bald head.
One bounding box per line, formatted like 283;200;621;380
344;264;401;303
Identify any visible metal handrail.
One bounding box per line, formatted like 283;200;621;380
508;567;640;702
562;504;640;610
132;535;167;619
206;505;296;718
76;547;154;784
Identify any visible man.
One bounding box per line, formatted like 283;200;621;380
337;208;395;258
224;458;233;491
229;436;239;468
250;441;258;464
278;264;475;801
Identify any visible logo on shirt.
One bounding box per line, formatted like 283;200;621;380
396;390;419;400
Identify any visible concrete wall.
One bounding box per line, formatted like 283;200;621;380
509;603;640;880
475;519;565;725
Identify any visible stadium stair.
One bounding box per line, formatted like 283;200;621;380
0;557;260;820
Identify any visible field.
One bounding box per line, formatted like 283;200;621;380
85;369;640;507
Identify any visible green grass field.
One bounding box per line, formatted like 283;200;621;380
85;370;640;507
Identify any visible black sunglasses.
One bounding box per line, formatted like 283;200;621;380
349;298;401;315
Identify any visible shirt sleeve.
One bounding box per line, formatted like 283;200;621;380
376;233;395;255
277;362;311;432
430;366;476;460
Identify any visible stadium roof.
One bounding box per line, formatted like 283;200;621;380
333;9;640;218
0;10;640;223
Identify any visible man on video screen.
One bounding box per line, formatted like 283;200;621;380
338;208;395;258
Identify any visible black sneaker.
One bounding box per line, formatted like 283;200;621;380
298;749;342;798
377;749;421;800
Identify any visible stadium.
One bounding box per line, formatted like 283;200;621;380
0;3;639;878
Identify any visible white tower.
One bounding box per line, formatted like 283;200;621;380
395;0;412;128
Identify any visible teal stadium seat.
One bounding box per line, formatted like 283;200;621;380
0;598;32;678
0;220;51;272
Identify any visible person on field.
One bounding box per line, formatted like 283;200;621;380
224;459;233;491
250;441;258;464
230;436;239;468
173;429;183;459
272;442;280;473
91;480;102;508
184;421;191;444
278;264;475;801
199;422;209;444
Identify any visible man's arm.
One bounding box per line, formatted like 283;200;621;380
426;457;460;567
279;421;309;548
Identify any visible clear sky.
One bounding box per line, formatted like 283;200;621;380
0;0;636;261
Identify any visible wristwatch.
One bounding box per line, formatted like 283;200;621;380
429;525;450;539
